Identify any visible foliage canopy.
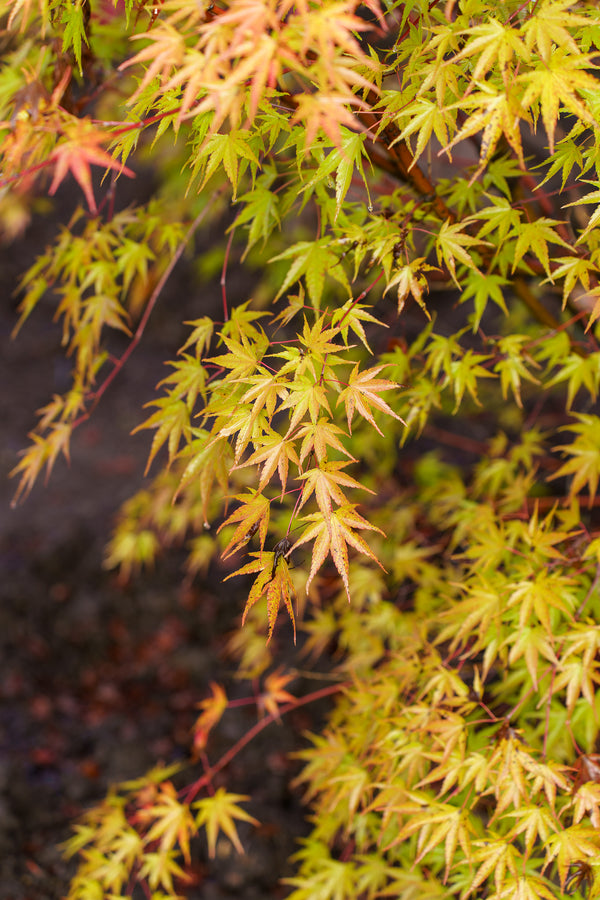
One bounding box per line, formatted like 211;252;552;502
4;0;600;898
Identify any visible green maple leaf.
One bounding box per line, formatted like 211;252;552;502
193;789;259;858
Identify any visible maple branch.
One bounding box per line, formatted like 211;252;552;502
180;681;344;804
71;196;221;429
221;225;235;323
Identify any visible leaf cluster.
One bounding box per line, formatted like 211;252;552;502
5;0;600;899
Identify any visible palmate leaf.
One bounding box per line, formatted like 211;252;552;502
550;414;600;505
10;423;72;506
60;0;89;74
393;803;473;880
271;239;351;308
296;460;368;521
564;185;600;244
299;129;372;220
544;825;600;889
337;364;405;435
546;255;599;307
292;505;384;600
259;669;295;719
520;49;599;155
442;85;527;181
389;97;452;169
296;418;356;466
464;837;521;897
218;490;271;559
175;432;231;524
133;397;190;475
435;221;488;287
384;257;435;317
511;218;571;276
49;122;134;216
225;551;296;643
235;428;300;496
192;682;228;753
136;781;196;865
446;18;529;89
193;788;258;858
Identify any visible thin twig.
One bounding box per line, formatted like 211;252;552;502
71;197;219;429
180;681;344;803
221;227;235;322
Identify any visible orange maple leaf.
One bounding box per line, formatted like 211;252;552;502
259;669;296;721
192;682;228;755
292;504;384;600
49;123;134;215
338;364;406;434
225;546;296;643
218;490;271;559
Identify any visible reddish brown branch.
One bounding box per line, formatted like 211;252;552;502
180;681;344;804
71;195;222;429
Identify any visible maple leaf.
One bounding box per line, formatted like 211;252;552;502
511;218;571;276
133;397;190;475
448;19;529;89
193;788;258;858
175;432;231;525
330;301;382;353
225;547;296;643
259;669;296;720
523;1;594;64
179;317;214;358
465;837;520;897
49;123;134;215
207;331;269;381
271;240;351;308
549;414;600;505
393;803;473;880
442;86;527;182
337;364;405;435
547;255;599;308
519;49;599;154
136;781;195;865
297;460;368;522
277;375;333;433
385;257;435;317
544;825;600;889
564;186;600;245
296;417;356;466
192;682;228;754
436;220;488;287
235;429;299;497
218;491;271;559
11;422;72;506
292;505;384;600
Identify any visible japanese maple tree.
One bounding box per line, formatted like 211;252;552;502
4;0;600;898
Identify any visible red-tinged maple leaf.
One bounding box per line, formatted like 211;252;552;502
258;669;296;721
136;780;196;865
225;550;296;643
218;491;271;559
234;430;300;497
337;364;406;434
192;682;228;755
292;505;384;600
48;123;134;215
296;418;356;466
296;460;369;522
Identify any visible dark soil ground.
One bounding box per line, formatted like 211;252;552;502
0;192;311;900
